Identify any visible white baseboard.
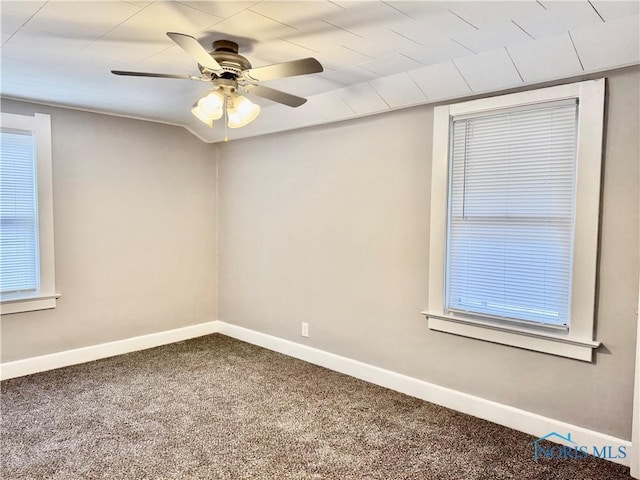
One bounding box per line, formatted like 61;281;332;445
216;321;632;468
1;319;632;468
0;321;219;381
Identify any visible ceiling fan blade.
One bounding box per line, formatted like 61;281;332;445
166;32;223;73
244;84;307;108
111;70;209;81
243;58;323;82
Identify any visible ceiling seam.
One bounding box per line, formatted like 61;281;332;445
43;2;157;73
398;52;421;65
381;2;415;20
73;1;154;57
451;60;473;92
405;71;430;101
389;29;422;46
504;47;525;83
207;2;260;25
326;1;346;11
400;51;422;65
246;9;299;32
173;1;224;21
2;0;50;45
511;20;536;40
446;10;480;31
340;45;375;60
449;37;476;55
279;38;319;54
334;92;357;116
587;1;606;23
322;20;363;39
567;32;585;72
367;82;391;109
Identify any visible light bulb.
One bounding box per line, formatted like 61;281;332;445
227;95;260;128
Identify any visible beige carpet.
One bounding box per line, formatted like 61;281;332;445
1;334;633;479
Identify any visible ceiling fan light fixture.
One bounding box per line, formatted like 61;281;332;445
227;95;260;129
191;105;213;127
191;90;224;126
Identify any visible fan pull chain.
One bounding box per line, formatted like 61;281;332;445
224;95;229;142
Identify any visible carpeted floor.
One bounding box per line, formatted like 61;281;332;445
0;334;633;479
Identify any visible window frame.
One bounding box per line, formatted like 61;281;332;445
423;79;605;362
1;112;58;314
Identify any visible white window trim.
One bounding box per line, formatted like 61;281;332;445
632;281;640;478
423;79;605;362
1;112;59;314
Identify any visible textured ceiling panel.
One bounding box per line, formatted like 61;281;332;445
248;1;344;28
591;0;640;21
175;1;258;20
408;61;471;101
19;1;141;39
342;30;421;59
453;48;523;92
447;1;543;29
512;1;603;39
391;11;476;45
401;39;472;67
284;21;361;53
1;10;35;35
369;72;427;108
507;33;584;84
2;28;93;69
326;1;411;38
359;53;423;76
208;9;296;42
570;15;640;71
114;2;222;41
334;82;389;115
309;90;356;122
322;66;381;86
450;21;533;54
388;1;450;19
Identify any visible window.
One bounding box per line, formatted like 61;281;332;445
424;79;605;361
1;112;58;314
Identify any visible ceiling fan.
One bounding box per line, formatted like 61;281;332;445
112;32;324;130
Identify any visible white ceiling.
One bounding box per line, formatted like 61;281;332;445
1;1;639;143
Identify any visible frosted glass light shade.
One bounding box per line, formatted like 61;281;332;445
227;95;260;128
191;90;224;126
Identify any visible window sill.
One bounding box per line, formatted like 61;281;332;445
1;293;60;315
422;311;600;362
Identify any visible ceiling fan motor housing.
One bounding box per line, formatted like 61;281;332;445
212;40;239;53
199;40;252;79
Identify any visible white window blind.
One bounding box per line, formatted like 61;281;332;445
446;100;578;328
0;129;39;295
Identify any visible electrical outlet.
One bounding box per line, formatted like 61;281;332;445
301;322;309;337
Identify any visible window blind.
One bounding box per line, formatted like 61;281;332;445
446;100;578;327
0;130;39;295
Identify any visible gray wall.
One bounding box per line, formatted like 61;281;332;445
217;66;640;440
0;100;218;361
